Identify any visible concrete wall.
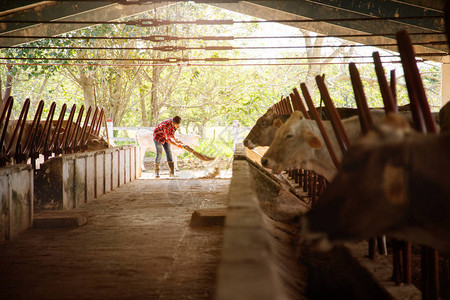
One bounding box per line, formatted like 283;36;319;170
216;144;288;300
0;164;33;242
34;145;140;211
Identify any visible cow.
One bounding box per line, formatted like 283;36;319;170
260;109;419;181
135;130;200;171
244;105;415;150
243;108;289;149
302;114;450;252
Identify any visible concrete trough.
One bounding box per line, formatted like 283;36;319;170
34;145;140;211
0;164;33;242
216;144;421;300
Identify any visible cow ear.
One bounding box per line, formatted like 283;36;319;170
303;130;322;148
272;118;283;128
291;111;304;119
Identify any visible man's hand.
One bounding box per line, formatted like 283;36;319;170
169;139;184;149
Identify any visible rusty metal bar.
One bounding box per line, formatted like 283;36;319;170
281;97;289;114
83;107;98;149
397;30;438;133
278;98;287;115
397;30;439;300
389;67;412;284
51;103;67;155
37;102;56;160
292;88;310;118
373;52;398;113
283;97;293;114
50;104;67;156
77;106;92;151
349;63;389;259
1;14;441;26
0;97;13;148
389;68;413;285
349;63;374;134
60;105;76;153
22;100;44;166
300;83;340;169
390;70;397;102
0;96;14;166
68;105;85;151
0;31;442;42
93;108;105;136
315;75;351;152
7;99;30;162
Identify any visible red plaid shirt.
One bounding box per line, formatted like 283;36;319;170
153;118;177;143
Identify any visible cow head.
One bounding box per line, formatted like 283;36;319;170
86;136;110;151
261;111;322;174
243;108;285;149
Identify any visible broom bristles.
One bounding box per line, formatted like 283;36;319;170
181;145;215;161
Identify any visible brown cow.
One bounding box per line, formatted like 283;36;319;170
243;108;289;149
302;114;450;252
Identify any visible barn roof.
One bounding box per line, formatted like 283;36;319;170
0;0;447;62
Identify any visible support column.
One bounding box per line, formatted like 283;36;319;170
441;56;450;107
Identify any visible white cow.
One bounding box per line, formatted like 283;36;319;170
135;130;201;171
261;110;412;181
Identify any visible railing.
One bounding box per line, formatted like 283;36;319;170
0;99;106;169
262;29;443;300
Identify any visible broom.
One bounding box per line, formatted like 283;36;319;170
180;144;215;161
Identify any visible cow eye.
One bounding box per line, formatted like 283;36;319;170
286;134;294;139
260;122;267;127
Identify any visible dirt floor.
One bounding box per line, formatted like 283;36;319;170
0;175;229;300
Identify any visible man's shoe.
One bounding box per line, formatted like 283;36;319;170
168;162;178;177
155;163;160;178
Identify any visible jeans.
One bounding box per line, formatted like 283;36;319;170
154;139;173;164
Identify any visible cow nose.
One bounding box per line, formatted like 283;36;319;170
243;139;249;147
261;157;268;167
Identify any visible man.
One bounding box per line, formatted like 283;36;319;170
153;116;183;178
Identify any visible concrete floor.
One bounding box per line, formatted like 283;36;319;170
0;176;229;300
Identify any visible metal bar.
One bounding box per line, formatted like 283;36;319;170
349;63;374;134
0;96;13;149
77;106;92;151
94;108;105;136
397;29;439;300
59;104;76;153
49;104;67;156
315;75;351;152
22;100;44;165
283;97;293;114
0;61;410;67
38;102;56;160
300;83;340;169
6;98;30;160
372;52;398;113
68;105;84;151
292;88;310;118
83;107;98;148
0;49;443;62
2;45;446;53
390;69;397;103
1;15;441;26
396;30;438;133
0;31;443;42
0;96;13;166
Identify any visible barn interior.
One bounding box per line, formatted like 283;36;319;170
0;1;449;300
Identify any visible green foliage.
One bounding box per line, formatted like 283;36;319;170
0;1;443;129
